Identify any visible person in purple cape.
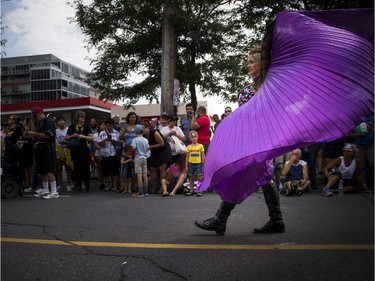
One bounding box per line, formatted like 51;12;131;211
194;46;285;235
194;9;374;235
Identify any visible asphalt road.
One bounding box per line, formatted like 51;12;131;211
1;183;374;281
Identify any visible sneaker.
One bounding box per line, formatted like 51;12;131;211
144;193;149;197
34;188;45;194
66;185;73;192
111;186;117;192
34;192;49;198
132;193;144;198
24;187;36;193
322;187;333;197
196;192;203;197
81;185;87;191
104;186;110;192
185;191;194;196
43;193;60;199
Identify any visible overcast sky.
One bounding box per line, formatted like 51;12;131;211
1;0;237;115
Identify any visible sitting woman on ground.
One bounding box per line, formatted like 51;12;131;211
161;153;187;196
322;143;367;197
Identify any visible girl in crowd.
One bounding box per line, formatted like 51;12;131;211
162;153;187;196
120;144;134;194
55;116;73;191
93;120;106;189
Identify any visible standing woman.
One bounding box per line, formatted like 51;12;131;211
143;120;172;195
160;115;185;164
18;116;34;191
65;110;93;192
120;112;139;146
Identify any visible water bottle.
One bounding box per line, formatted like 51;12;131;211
338;180;344;196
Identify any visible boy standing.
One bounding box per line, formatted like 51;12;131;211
131;125;149;198
186;130;205;196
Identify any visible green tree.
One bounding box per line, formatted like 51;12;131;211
69;0;251;108
69;0;373;108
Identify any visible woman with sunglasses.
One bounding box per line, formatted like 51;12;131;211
322;143;367;197
65;110;93;192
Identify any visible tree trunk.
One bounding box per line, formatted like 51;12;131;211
161;0;177;115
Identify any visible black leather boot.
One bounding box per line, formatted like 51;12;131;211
254;183;285;234
195;201;236;235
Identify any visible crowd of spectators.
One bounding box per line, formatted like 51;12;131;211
1;104;372;199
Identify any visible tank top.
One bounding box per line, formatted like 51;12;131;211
332;156;356;180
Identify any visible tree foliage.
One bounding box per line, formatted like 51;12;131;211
69;0;373;108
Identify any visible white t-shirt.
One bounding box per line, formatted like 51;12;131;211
160;126;184;156
55;127;68;147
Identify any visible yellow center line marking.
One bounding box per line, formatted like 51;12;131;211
1;237;373;250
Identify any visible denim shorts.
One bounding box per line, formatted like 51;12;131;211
188;163;203;177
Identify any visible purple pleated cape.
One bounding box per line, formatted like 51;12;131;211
197;9;374;204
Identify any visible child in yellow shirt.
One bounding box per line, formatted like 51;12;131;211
185;130;205;196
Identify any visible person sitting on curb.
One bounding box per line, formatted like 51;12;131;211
280;149;311;196
322;143;367;197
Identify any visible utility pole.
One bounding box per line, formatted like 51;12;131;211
161;0;177;116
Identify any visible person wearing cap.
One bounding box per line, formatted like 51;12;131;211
25;107;59;199
322;143;367;197
131;124;149;197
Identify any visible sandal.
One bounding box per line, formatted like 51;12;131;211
162;192;169;197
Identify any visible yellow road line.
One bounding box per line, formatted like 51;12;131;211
1;237;373;250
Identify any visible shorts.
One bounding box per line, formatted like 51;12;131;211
35;143;56;174
101;156;120;177
134;158;147;174
188;163;203;177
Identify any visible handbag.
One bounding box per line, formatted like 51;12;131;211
66;138;80;149
171;135;187;154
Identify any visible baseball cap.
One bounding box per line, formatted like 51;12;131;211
112;113;120;118
134;124;144;134
31;107;44;116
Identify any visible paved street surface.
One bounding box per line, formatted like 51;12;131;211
1;182;374;281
